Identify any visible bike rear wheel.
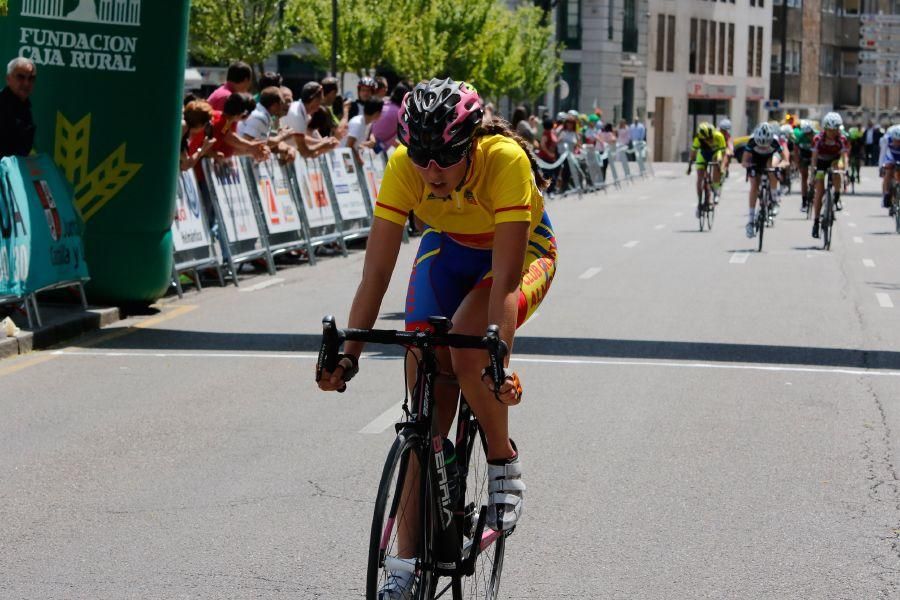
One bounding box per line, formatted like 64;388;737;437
368;433;437;600
757;191;767;252
822;191;833;251
456;418;506;599
705;203;715;231
893;185;900;234
697;194;705;232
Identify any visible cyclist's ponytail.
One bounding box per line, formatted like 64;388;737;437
473;118;550;191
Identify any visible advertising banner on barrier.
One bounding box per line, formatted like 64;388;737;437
208;157;261;243
0;155;89;296
324;149;370;221
293;156;336;230
171;169;211;253
256;159;303;235
359;149;386;206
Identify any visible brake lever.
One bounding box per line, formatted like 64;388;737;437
483;325;508;397
317;315;342;383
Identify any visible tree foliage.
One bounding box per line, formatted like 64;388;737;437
0;0;8;17
186;0;560;102
189;0;304;70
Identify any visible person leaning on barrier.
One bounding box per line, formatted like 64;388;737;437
282;81;339;159
192;92;270;163
238;86;297;163
0;57;37;159
207;61;253;112
341;98;382;164
371;81;409;151
180;100;216;171
321;76;350;140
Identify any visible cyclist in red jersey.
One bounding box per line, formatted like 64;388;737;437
810;112;849;239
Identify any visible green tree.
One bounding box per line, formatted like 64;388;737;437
509;5;562;102
189;0;304;73
0;0;8;17
295;0;393;74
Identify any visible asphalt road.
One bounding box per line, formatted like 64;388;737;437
2;164;899;599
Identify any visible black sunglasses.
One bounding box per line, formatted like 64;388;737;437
407;145;467;169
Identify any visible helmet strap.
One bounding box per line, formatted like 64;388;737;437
455;143;475;192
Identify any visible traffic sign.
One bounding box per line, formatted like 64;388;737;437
860;38;900;50
861;13;900;25
763;99;781;111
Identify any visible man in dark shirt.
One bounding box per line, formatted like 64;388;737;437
0;57;37;158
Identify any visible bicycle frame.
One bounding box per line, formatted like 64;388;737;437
318;315;509;595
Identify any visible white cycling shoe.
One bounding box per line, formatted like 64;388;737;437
378;570;415;600
486;451;525;532
745;222;756;238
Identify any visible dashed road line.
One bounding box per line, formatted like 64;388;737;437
848;222;858;228
624;240;640;248
876;293;894;309
853;236;864;244
239;278;285;292
674;212;684;217
654;224;666;230
863;259;876;268
578;267;603;279
730;253;750;264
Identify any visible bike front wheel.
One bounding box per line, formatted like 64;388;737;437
457;418;506;599
368;432;437;600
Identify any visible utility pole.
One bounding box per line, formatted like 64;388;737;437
331;0;338;77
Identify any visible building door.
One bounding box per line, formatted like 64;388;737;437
746;100;760;132
653;96;668;161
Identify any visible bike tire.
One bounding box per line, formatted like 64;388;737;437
706;204;715;231
805;189;813;220
367;432;437;600
457;417;506;599
756;189;766;252
698;195;705;232
822;191;832;251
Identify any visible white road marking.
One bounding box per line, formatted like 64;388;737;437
848;222;858;228
674;212;684;217
359;401;406;434
238;278;285;292
876;293;894;308
863;259;876;268
624;240;640;248
578;267;603;279
654;224;666;230
50;350;900;379
730;253;750;264
638;195;651;200
853;236;864;244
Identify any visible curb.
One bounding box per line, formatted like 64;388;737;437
0;306;121;361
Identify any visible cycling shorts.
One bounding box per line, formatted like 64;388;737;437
694;148;723;169
798;148;812;167
747;152;775;175
814;158;841;180
405;211;557;332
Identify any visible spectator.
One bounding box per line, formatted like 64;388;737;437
183;92;199;106
280;86;294;106
282;81;339;158
238;86;296;162
207;61;253;112
537;116;559;191
557;114;581;154
315;76;350;139
349;76;377;119
342;98;382;163
630;117;646;143
190;92;269;162
1;57;37;158
180;100;216;171
865;120;883;166
371;82;408;150
512;105;537;146
258;71;283;92
599;123;617;179
616;118;632;147
374;76;389;101
585;114;600;145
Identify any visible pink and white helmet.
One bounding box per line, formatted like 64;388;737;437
398;78;483;156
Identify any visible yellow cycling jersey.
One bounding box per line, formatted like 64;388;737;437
691;130;727;153
375;134;543;246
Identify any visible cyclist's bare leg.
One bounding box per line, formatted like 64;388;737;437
800;164;809;199
813;178;825;220
449;286;515;462
711;163;721;194
695;167;706;199
768;172;778;198
748;174;759;211
832;171;842;201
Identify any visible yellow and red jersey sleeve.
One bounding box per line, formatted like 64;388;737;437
487;140;535;225
373;146;423;226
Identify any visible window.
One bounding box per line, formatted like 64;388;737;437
755;24;763;77
728;23;734;75
622;78;635;121
667;15;676;71
558;0;581;49
718;22;726;74
655;14;665;71
748;25;755;77
771;41;781;72
699;19;708;74
786;40;801;73
841;51;857;77
708;20;717;74
689;18;698;73
623;0;638;53
559;62;581;112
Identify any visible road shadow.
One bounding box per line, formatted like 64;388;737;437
868;281;900;291
76;329;900;371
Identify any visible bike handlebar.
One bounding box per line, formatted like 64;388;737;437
316;316;509;394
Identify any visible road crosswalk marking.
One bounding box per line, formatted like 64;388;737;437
876;293;894;309
578;267;603;279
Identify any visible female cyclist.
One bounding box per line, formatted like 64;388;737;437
316;78;557;599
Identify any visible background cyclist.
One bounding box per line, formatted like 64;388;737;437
316;78;557;600
880;124;900;216
686;122;726;213
742;123;786;239
719;118;734;175
794;120;817;212
810;112;850;239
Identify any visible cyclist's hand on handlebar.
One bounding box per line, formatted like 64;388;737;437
686;165;692;176
317;354;359;393
481;371;523;406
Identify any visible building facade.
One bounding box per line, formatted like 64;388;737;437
552;0;649;123
647;0;772;162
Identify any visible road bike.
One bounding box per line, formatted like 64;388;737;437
750;167;778;252
891;180;900;234
819;168;844;251
317;316;512;600
848;154;861;195
696;165;716;232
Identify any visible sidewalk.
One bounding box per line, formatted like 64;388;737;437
0;303;120;360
